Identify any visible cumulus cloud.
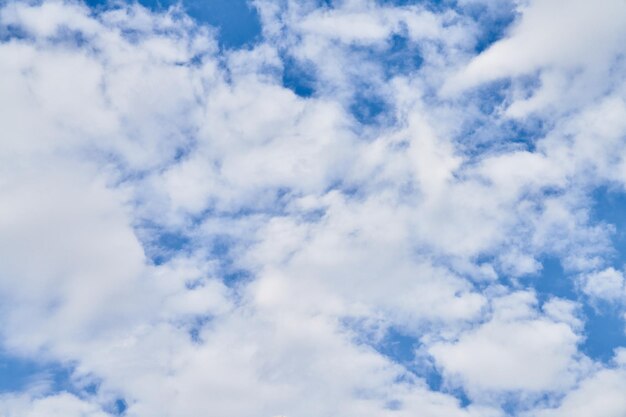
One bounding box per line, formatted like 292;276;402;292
444;0;626;117
1;0;626;416
530;365;626;417
429;292;584;395
581;268;626;303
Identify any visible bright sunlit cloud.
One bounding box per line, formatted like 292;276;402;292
2;0;626;416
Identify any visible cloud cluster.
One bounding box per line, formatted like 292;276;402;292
2;0;626;416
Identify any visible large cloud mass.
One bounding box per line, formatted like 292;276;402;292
1;0;626;416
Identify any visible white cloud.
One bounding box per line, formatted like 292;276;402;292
445;0;626;117
581;268;626;302
2;0;626;416
0;392;114;417
429;292;584;395
530;367;626;417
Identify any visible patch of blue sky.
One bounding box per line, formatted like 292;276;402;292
348;31;423;81
575;186;626;362
374;328;428;378
436;80;511;137
100;395;129;416
524;255;626;363
84;0;261;49
221;270;252;294
499;393;544;417
187;315;213;344
457;116;545;157
0;360;128;416
281;55;317;98
344;80;391;127
64;378;128;415
592;186;626;263
377;327;418;365
320;0;452;9
1;20;93;47
0;352;72;394
349;91;391;126
114;398;128;415
185;193;296;233
452;84;551;156
456;1;516;53
382;33;423;78
498;116;548;152
0;22;30;41
181;0;261;48
137;219;256;289
481;183;626;366
323;180;365;202
142;227;192;266
207;235;256;289
529;256;577;302
582;302;626;363
351;324;470;406
282;33;421;114
282;27;420;122
472;79;511;116
376;0;454;13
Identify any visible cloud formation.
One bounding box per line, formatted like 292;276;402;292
1;0;626;416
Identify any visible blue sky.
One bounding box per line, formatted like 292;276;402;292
2;0;626;416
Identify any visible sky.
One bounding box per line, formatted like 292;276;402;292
2;0;626;416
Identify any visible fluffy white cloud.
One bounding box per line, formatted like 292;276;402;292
429;292;584;395
1;0;626;416
530;366;626;417
581;268;626;302
0;392;114;417
445;0;626;117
